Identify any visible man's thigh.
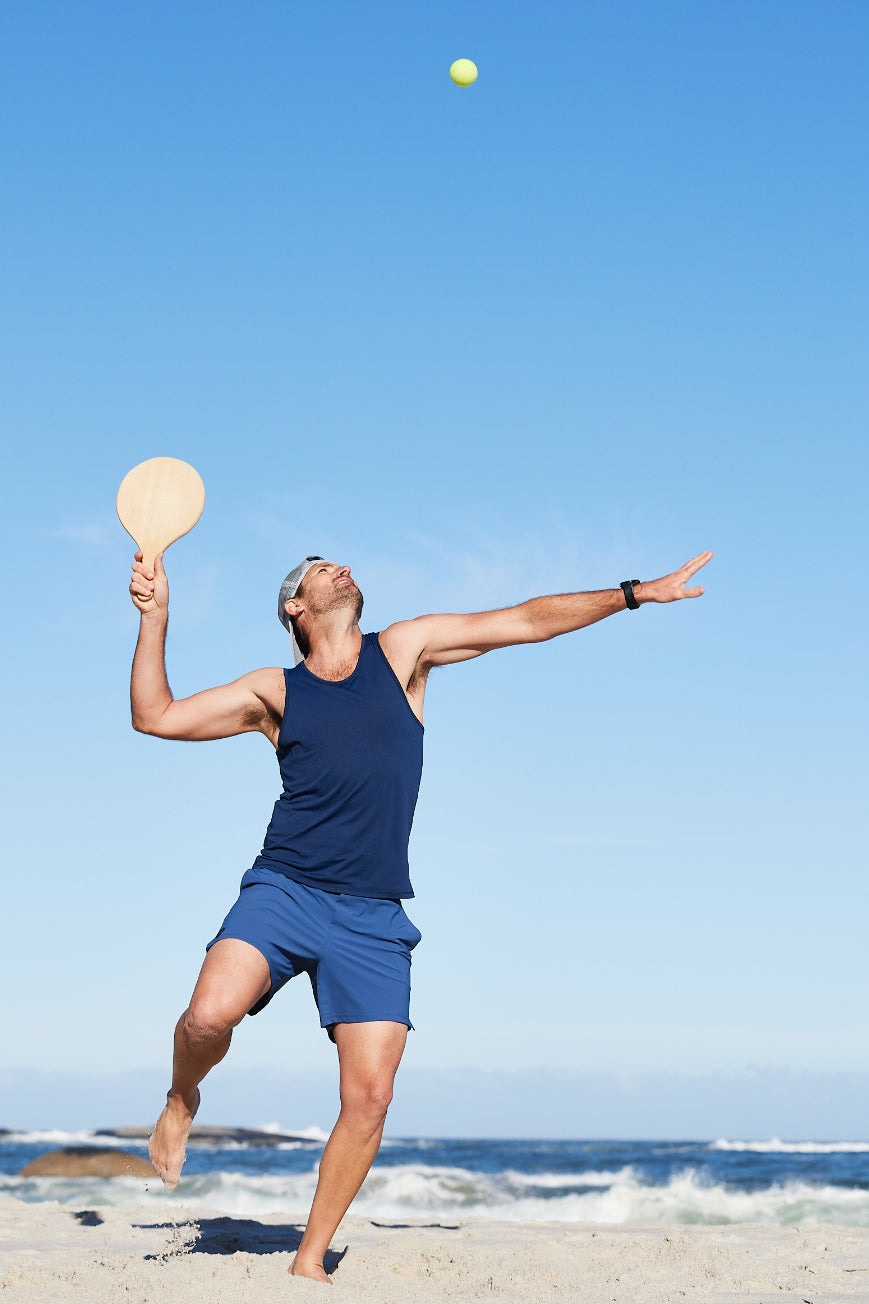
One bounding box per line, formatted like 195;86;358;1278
333;1021;409;1096
189;939;272;1027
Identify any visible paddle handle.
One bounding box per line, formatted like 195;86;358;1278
135;546;160;600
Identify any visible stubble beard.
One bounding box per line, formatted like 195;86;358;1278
314;583;364;622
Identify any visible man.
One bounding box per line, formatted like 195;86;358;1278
128;546;712;1281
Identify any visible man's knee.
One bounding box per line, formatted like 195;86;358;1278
341;1076;395;1123
182;997;241;1043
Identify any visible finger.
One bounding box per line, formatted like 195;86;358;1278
131;562;154;579
134;550;143;562
681;585;705;598
681;551;713;576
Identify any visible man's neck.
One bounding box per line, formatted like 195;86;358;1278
304;619;363;682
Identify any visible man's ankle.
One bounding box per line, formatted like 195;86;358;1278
165;1086;198;1114
294;1245;326;1267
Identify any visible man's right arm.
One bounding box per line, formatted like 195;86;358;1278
129;552;284;743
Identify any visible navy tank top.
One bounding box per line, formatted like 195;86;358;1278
253;632;423;899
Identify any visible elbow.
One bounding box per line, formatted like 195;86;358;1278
131;710;163;736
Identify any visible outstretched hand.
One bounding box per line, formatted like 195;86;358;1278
130;551;169;615
640;551;713;604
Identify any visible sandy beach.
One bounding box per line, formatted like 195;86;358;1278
3;1196;869;1303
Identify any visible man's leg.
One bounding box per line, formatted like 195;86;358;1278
149;938;271;1189
291;1020;408;1282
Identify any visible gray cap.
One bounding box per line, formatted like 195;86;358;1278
278;556;325;665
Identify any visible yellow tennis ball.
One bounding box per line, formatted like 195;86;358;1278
450;59;478;87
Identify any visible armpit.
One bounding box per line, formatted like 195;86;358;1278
406;658;434;697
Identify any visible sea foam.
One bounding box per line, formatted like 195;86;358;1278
710;1138;869;1154
6;1162;869;1226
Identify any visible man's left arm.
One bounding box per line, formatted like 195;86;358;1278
382;551;713;676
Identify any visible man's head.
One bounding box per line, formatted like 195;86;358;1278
278;556;364;664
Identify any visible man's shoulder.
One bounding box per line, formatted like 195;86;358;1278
241;666;287;707
377;617;427;647
244;665;286;683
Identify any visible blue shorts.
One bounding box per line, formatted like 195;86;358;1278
207;865;422;1039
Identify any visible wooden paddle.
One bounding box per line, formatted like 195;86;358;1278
117;457;205;599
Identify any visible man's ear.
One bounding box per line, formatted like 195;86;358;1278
284;597;304;619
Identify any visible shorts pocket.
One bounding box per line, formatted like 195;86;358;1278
397;905;422;950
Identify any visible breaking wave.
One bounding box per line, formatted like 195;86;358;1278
6;1161;869;1226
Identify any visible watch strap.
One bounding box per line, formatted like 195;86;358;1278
620;579;641;610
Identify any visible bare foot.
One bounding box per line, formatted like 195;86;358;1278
290;1253;332;1283
149;1088;200;1191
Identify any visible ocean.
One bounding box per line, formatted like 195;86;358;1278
5;1129;869;1226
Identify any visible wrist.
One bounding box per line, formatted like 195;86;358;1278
138;607;168;632
633;581;654;605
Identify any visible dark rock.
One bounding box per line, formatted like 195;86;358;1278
98;1125;316;1147
19;1146;156;1178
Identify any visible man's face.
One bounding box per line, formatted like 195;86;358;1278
297;561;364;621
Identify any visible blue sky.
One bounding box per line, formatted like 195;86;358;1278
2;0;867;1136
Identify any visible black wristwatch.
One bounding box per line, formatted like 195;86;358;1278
620;579;641;610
